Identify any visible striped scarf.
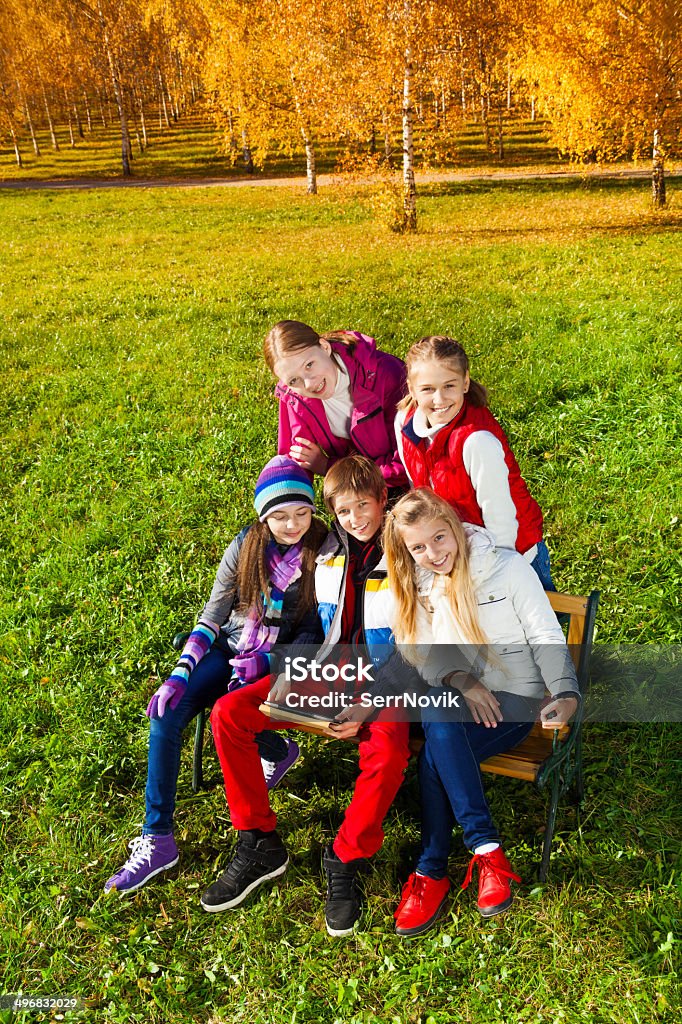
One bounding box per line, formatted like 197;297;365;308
235;540;304;657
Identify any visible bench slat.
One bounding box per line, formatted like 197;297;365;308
481;756;539;782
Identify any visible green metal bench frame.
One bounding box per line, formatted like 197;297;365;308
468;589;599;880
170;633;210;794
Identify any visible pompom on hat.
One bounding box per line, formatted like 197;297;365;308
254;455;316;522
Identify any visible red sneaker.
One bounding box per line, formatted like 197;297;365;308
461;847;521;917
394;872;450;937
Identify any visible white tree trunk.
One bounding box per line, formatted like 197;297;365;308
383;108;392;162
83;90;92;133
74;100;84;138
652;125;666;207
17;78;40;155
137;88;147;148
402;28;417;232
0;79;22;165
241;127;254;173
64;87;75;147
40;77;59;150
158;68;170;127
25;101;40;155
302;128;317;194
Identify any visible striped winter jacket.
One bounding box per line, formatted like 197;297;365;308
314;531;395;669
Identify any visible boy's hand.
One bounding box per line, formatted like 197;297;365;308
541;696;578;729
289;437;328;474
331;700;372;737
328;720;363;739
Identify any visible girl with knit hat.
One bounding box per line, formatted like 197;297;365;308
105;457;329;895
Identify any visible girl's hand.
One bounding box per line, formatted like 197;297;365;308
289;437;328;475
229;653;271;683
541;696;578;729
146;678;186;719
456;678;503;728
269;673;292;703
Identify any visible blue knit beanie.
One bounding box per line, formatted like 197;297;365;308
254;456;316;521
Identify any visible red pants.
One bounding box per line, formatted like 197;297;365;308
210;676;410;862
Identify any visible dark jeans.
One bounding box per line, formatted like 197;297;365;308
416;689;538;877
143;645;288;836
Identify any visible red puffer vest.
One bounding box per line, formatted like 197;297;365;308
399;402;543;555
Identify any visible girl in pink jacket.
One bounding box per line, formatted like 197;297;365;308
264;320;408;491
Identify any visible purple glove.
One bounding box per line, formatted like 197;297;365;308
146;677;186;719
229;653;272;685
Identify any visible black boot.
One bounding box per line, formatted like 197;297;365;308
201;830;288;913
323;845;366;937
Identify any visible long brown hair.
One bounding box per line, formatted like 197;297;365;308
263;320;357;377
382;489;489;652
237;516;329;623
398;335;488;413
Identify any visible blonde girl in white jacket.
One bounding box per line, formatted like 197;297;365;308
383;488;579;937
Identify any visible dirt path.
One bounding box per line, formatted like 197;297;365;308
0;166;678;192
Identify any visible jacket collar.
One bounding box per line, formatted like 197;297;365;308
316;524;387;572
402;399;469;448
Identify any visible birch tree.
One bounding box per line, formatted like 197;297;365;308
528;0;682;206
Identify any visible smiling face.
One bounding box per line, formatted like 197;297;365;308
332;488;387;542
274;341;339;400
265;505;313;545
399;517;460;574
408;359;470;428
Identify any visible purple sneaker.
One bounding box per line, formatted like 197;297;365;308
104;834;179;894
262;738;300;791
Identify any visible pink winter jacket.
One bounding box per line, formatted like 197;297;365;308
275;333;408;487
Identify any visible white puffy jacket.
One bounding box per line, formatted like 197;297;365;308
413;525;579;700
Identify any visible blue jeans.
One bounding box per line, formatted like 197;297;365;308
143;645;288;835
530;539;555;591
416;689;538;877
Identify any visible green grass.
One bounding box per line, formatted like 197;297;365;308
0;180;680;1022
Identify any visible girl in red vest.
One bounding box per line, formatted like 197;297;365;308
395;335;553;589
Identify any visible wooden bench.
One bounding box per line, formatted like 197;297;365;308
183;588;599;880
259;589;599;881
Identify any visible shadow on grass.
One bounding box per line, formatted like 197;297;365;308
420;175;679;200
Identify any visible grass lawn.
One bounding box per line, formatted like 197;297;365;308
0;179;680;1023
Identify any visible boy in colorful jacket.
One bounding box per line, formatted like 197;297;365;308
201;456;410;936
